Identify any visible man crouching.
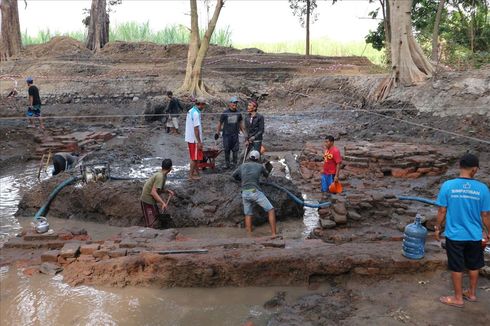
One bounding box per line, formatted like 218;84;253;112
232;150;277;237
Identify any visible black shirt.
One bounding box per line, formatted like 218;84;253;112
220;109;243;136
167;98;183;114
244;113;264;141
28;85;41;106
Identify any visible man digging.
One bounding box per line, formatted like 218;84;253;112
232;150;277;237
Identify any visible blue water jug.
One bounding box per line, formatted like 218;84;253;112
402;214;428;260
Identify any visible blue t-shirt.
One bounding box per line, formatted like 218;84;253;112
436;178;490;241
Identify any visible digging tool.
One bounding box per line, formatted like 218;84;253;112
153;193;174;228
242;142;250;164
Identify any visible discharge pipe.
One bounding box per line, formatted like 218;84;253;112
397;196;437;206
264;182;331;208
34;175;81;221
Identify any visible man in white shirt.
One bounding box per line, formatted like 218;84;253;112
185;97;206;180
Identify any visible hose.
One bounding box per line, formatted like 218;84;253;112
34;175;81;221
398;196;437;206
264;182;331;208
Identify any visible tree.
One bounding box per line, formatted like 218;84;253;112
179;0;224;96
289;0;318;56
0;0;22;60
431;0;446;60
85;0;110;51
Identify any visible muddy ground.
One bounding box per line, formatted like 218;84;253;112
1;38;489;325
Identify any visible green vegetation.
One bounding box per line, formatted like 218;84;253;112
236;38;385;65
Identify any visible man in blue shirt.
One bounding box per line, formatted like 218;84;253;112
435;153;490;308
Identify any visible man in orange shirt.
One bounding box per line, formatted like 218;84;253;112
321;135;342;193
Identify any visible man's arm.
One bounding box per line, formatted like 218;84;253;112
215;121;222;139
151;186;167;210
253;115;264;140
482;211;490;241
435;206;447;241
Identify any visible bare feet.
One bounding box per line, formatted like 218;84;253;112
462;290;477;302
188;175;201;180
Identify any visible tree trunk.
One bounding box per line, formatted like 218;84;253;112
86;0;109;51
382;0;392;64
389;0;434;86
431;0;446;61
0;0;22;61
306;0;310;56
179;0;224;96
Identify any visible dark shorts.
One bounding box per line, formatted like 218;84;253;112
446;238;484;272
52;155;66;176
223;134;239;152
140;201;160;228
27;104;41;117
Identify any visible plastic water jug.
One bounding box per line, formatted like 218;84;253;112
402;214;428;260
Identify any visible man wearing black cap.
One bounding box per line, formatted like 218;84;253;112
244;100;264;157
215;96;244;169
435;153;490;308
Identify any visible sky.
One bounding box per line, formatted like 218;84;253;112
18;0;380;44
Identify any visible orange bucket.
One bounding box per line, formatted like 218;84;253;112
328;181;343;194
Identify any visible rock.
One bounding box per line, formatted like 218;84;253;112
109;248;127;258
320;218;336;229
132;96;139;101
332;203;347;215
347;210;362;221
479;266;490;278
60;243;81;258
80;244;100;255
331;210;347;224
264;291;286;309
41;250;60;263
39;262;63;275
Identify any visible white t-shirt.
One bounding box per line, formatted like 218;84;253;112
185;106;202;143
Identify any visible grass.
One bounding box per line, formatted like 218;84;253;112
22;23;383;65
236;37;385;65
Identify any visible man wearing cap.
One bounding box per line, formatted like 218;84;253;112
435;153;490;308
215;96;244;169
244;100;264;157
26;77;44;129
232;150;277;237
185;97;206;180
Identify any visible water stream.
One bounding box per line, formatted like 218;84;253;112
0;159;321;325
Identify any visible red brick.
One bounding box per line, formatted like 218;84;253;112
41;250;60;263
80;244;100;255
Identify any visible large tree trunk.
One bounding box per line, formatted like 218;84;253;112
382;0;392;63
86;0;109;51
179;0;224;96
0;0;22;61
306;0;310;56
389;0;434;86
431;0;446;61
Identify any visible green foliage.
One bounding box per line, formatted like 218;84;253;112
237;37;385;65
289;0;319;27
22;29;86;45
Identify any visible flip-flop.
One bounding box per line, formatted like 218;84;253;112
439;296;464;308
462;291;477;302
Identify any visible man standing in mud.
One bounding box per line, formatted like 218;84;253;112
140;159;175;228
215;96;244;169
435;153;490;308
232;150;277;237
26;77;44;129
244;100;264;157
185;97;206;180
165;91;183;134
321;135;342;193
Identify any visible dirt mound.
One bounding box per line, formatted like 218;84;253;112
23;36;92;58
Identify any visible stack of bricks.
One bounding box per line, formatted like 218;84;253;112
34;130;114;157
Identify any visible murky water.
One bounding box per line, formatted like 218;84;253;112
0;160;321;325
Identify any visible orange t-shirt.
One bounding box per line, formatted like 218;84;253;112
323;146;342;175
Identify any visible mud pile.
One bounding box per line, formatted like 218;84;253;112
17;173;304;227
23;36;92;58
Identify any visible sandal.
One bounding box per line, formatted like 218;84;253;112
439;296;464;308
462;290;477;302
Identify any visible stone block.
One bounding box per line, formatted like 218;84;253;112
119;239;138;248
406;172;422;179
331;210;347;224
78;255;96;263
320;218;336;229
41;250;60;263
347;210;362;221
60;243;81;258
109;249;127;258
23;230;59;241
332;203;347;215
39;262;63;276
80;244;100;255
93;248;110;258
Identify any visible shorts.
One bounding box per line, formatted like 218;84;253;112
242;189;273;216
223;134;239;152
166;116;179;129
140;201;160;228
188;142;203;161
445;238;484;272
27;104;41;117
321;174;334;192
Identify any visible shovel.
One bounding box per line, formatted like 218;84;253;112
154;193;174;228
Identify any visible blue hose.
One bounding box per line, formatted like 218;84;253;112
398;196;437;206
264;182;331;208
34;175;81;221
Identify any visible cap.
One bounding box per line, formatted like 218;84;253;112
26;77;33;83
229;96;239;103
249;99;258;108
196;97;207;104
249;150;260;160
